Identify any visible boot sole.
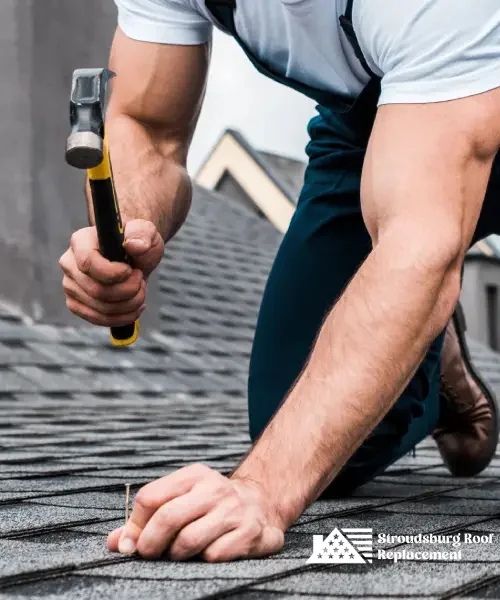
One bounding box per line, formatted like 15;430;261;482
446;301;499;476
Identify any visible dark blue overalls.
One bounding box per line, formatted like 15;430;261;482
206;0;500;496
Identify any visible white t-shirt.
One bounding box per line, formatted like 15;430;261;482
115;0;500;106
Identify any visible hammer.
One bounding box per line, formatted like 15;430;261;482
65;68;139;347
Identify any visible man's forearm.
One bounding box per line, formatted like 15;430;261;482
233;89;500;529
86;112;192;242
234;231;461;528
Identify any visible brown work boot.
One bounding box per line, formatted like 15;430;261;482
433;302;498;477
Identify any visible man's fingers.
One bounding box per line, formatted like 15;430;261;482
203;524;284;563
249;525;285;559
61;250;144;302
136;490;221;559
61;250;145;326
107;527;124;552
70;228;132;284
167;504;238;561
202;528;253;563
63;275;146;316
124;220;157;252
124;220;165;275
118;464;212;555
64;295;145;328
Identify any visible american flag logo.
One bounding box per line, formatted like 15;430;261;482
306;528;373;564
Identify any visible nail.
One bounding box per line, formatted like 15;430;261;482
125;483;131;524
118;537;137;555
139;305;147;316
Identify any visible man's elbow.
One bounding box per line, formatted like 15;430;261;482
408;228;463;333
432;261;461;336
376;220;463;337
416;224;463;273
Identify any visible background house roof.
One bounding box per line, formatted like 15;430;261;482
196;130;296;231
468;237;500;263
257;150;307;204
2;187;500;598
223;129;307;205
197;128;306;206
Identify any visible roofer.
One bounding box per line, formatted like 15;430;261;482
59;0;500;562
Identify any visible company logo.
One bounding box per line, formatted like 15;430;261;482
307;529;496;566
306;528;373;564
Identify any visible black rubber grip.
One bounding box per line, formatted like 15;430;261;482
111;322;136;342
89;178;136;344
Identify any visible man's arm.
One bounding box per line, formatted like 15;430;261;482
108;88;500;563
104;27;208;240
60;29;209;328
235;89;500;526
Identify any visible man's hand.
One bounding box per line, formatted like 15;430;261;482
59;219;164;327
107;464;285;562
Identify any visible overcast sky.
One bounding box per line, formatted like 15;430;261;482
187;30;317;174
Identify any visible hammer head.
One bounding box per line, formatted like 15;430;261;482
65;68;115;170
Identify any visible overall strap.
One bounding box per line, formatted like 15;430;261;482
204;0;237;34
339;0;376;78
204;0;364;112
205;0;352;109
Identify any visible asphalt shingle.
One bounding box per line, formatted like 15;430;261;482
1;188;500;599
252;562;500;597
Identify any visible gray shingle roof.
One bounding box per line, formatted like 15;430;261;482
258;151;307;204
155;186;281;373
224;129;306;205
1;188;500;599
